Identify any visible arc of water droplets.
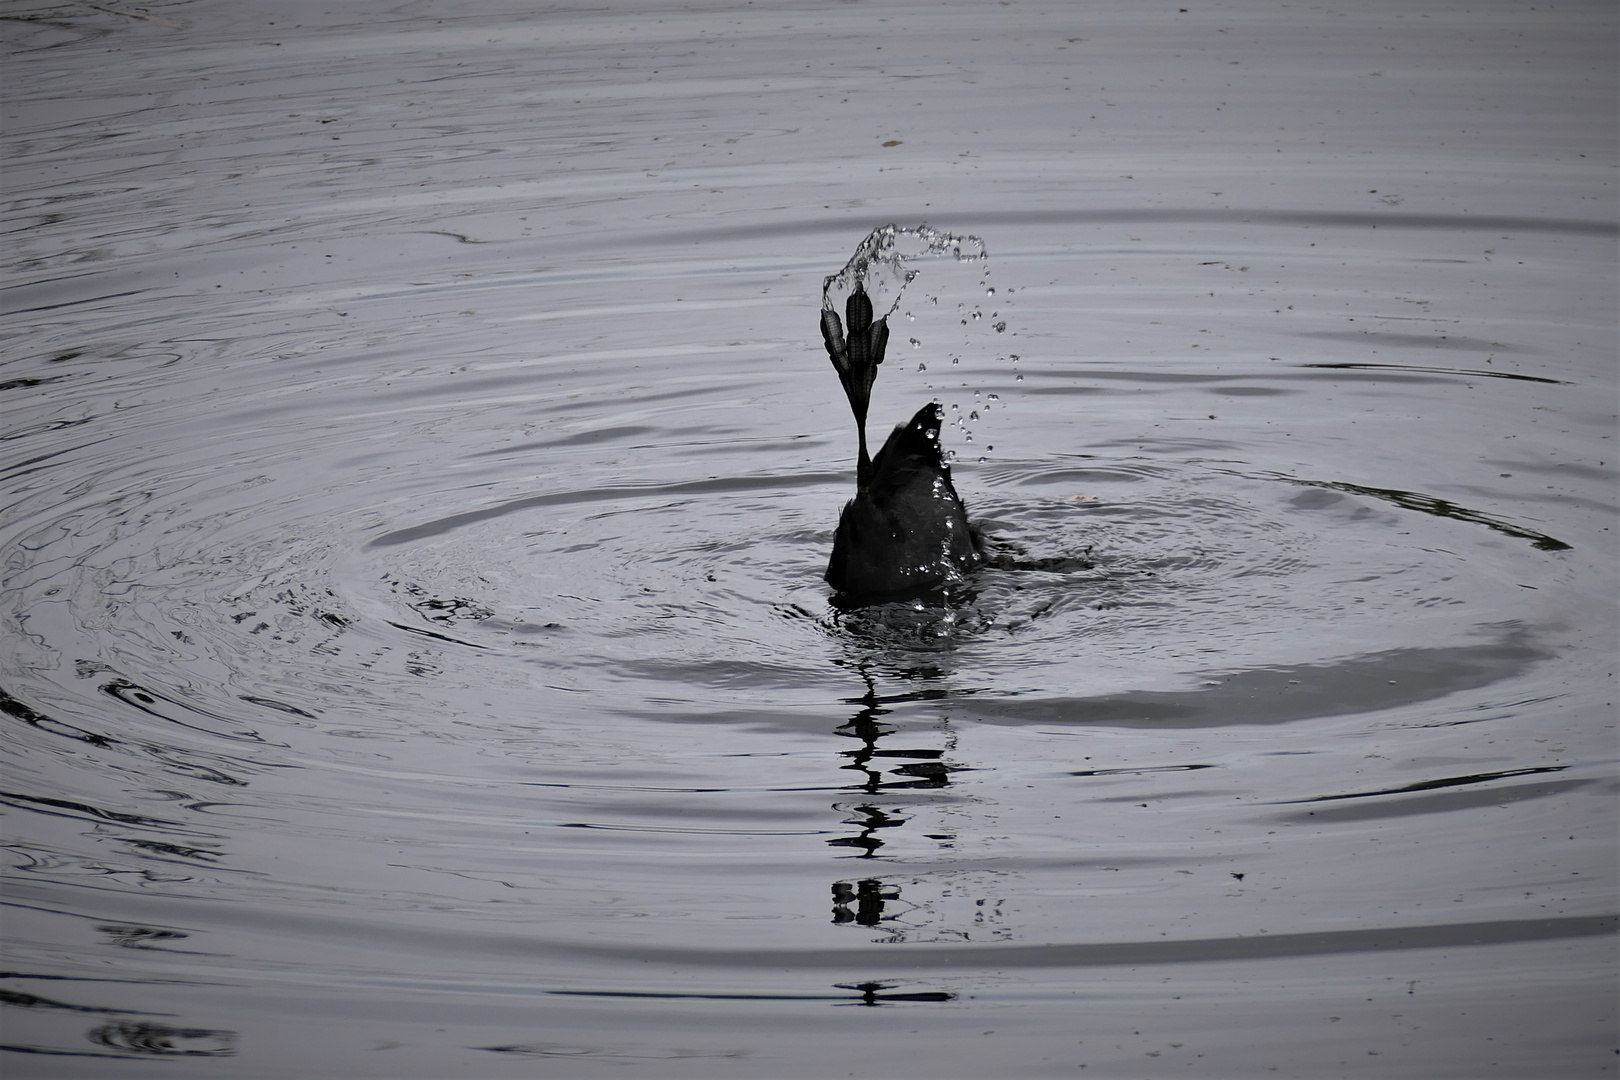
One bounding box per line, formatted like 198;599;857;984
821;223;986;321
823;223;1003;463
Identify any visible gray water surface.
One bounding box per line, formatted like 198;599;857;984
2;1;1616;1077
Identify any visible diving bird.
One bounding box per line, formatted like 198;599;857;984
821;283;982;598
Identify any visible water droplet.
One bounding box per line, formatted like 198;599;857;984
964;433;973;442
978;455;987;463
917;362;927;371
909;337;921;348
951;356;959;364
951;403;959;411
985;287;996;296
1015;374;1023;381
1009;354;1020;362
925;428;938;439
988;393;999;400
987;445;994;452
971;310;982;320
970;410;979;421
994;321;1007;333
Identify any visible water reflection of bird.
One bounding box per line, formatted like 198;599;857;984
821;283;982;598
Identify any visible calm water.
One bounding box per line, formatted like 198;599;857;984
3;1;1616;1076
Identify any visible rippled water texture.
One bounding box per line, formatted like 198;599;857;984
3;1;1616;1076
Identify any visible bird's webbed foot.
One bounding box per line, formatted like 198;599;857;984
821;283;889;421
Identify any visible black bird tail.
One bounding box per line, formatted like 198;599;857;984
825;401;982;598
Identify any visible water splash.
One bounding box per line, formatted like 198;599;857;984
821;224;986;322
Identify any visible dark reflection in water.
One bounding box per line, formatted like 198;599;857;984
0;685;112;746
87;1021;235;1058
824;665;970;938
0;789;185;830
0;989;150;1016
1279;476;1573;552
1300;361;1566;383
97;925;193;951
1071;763;1216;777
831;879;900;926
0;374;74;392
1;1017;237;1061
540;982;953;1005
1272;777;1596;825
827;806;905;857
827;668;961;860
833;981;955;1007
99;676;271;743
1289;764;1570;803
